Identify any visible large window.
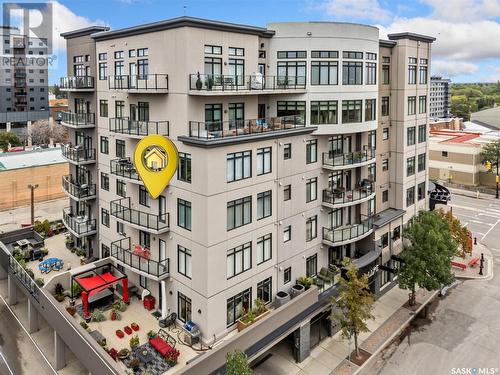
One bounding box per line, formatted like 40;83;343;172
418;124;427;143
177;245;192;279
227;151;251;182
306;254;317;277
418;182;426;200
101;208;109;227
408;96;416;115
204;45;222;55
419;66;428;84
365;99;376;121
178;293;192;323
99;100;108;117
205;104;222;124
177;199;192;231
343;51;363;59
98;62;107;80
101;172;109;191
365;62;376;85
227;242;252;279
406;186;415;207
381;96;390;117
311;61;338;85
407;156;415;176
257;147;272;175
277;51;307;59
257;233;272;264
178;152;191;183
342;100;362;123
227;288;251;327
228;59;244;85
139;186;150;207
310;101;338;124
407;126;416;146
408;64;417;84
115;139;125;158
418;153;426;172
382;64;390;84
306;140;317;164
306;177;317;202
277;61;306;84
312;51;339;58
277;101;305;122
419;95;427;114
204;57;222;77
100;136;109;154
227;196;252;230
257;190;272;220
116;180;126;197
257;277;272;304
306;215;317;241
342;61;363;85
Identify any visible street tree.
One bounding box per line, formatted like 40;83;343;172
51;123;68;145
331;258;375;359
436;208;472;258
398;211;456;306
226;350;251;375
0;131;21;151
481;139;500;173
29;120;52;146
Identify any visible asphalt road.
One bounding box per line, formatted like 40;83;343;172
360;189;500;375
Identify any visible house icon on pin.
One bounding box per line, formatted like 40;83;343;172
144;147;167;171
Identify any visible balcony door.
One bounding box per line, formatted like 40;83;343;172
76;166;90;185
158;195;166;223
328;208;342;229
129;62;137;88
228;58;244;86
139;230;150;249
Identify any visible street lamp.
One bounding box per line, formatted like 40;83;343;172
27;184;39;225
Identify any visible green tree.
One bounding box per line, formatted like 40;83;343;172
226;350;251;375
398;211;456;306
0;131;21;152
480;139;500;174
436;209;471;258
331;258;375;359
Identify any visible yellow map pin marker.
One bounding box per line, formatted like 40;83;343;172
133;135;178;199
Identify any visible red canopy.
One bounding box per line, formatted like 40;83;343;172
77;272;120;298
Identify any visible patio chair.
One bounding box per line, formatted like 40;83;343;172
159;312;177;330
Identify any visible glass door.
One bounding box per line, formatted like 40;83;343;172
129;62;137;88
159;195;166;223
228;58;244;86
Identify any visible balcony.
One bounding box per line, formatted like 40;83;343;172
322;217;374;246
15;91;27;97
61;145;96;165
322;183;375;209
62;175;96;201
108;74;168;93
111;238;170;280
14;81;26;88
110;158;142;184
14;72;26;78
110;197;170;234
60;76;94;91
322;147;376;170
188;74;306;95
60;112;95;129
109;118;169;138
62;207;97;238
15;101;27;106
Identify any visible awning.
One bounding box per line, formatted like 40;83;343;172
352;247;382;269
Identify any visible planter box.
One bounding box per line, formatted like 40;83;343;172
290;284;305;298
236;309;271;332
275;291;291;308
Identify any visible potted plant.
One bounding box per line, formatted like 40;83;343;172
164;347;180;366
110;309;121;321
35;278;45;287
297;276;314;290
91;308;105;322
290;283;305;298
107;348;118;361
116;329;125;339
206;75;214;90
118;348;130;359
65;236;74;249
275;291;290;308
195;71;203;90
131;322;139;331
129;334;139;350
237;298;271;332
66;306;76;316
129;358;140;372
80;321;89;330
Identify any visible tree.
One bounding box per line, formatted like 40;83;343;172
398;211;456;306
436;208;472;258
226;350;251;375
331;258;374;359
480;139;500;172
51;123;68;145
0;131;21;152
29;120;52;146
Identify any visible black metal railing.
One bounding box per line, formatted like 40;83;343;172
62;175;96;199
322;217;374;244
109;118;169;136
110;197;169;232
60;76;94;90
322;183;374;206
108;74;168;91
322;147;376;168
9;257;40;302
110;158;141;181
60;112;95;127
62;145;96;163
62;207;97;236
189;115;305;140
111;238;169;278
189;74;306;91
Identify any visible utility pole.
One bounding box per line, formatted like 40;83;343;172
27;184;39;225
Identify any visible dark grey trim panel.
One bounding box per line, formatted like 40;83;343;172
388;32;436;43
178;127;316;148
92;16;275;41
61;26;110;39
379;39;396;48
373;208;405;228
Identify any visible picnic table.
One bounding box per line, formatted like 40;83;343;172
38;258;64;273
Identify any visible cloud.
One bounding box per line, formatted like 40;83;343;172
431;60;479;77
319;0;391;22
421;0;500;21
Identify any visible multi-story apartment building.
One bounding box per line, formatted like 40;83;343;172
0;25;49;137
430;75;451;119
59;18;434;371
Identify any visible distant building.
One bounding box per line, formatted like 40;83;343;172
470;105;500;130
430;76;451;119
49;98;69;122
429;117;463;131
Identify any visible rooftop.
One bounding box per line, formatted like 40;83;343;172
0;147;66;171
373;208;405;228
387;32;436;43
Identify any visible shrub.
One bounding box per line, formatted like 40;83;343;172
164;347;180;366
66;306;76;316
254;298;266;315
92;309;105;322
80;321;88;330
226;350;251;375
107;348;118;361
147;330;157;339
71;282;83;298
110;309;121;321
41;247;49;256
112;299;127;312
129;334;139;349
35;278;45;287
297;276;314;290
129;358;140;370
54;283;64;295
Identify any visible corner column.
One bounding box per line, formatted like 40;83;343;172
7;274;17;305
54;330;66;370
293;321;311;363
27;298;39;333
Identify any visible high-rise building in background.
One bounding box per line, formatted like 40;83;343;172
430;75;451;119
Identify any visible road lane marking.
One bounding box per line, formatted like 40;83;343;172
482;219;500;241
0;352;14;375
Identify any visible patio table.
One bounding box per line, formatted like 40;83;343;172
135;348;154;364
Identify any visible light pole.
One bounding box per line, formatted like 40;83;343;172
27;184;38;225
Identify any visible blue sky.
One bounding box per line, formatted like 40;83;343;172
14;0;500;84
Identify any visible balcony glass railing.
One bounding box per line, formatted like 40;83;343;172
60;76;94;90
111;238;169;278
189;74;306;91
62;145;96;163
322;183;374;206
60;112;95;127
109;118;169;136
110;158;141;181
108;74;168;91
189;116;305;140
110;197;169;232
62;175;96;199
322;147;376;168
62;207;96;236
322;217;374;244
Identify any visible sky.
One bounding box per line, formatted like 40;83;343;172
6;0;500;84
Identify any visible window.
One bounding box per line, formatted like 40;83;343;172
257;277;272;304
343;51;363;59
115;100;125;118
382;64;390;84
257;147;272;175
419;95;427;114
258;50;266;58
283;144;292;159
277;101;306;123
306;215;317;241
342;100;362;123
98;62;107;80
284;185;291;201
101;173;109;191
406;186;415;207
381;96;390;117
101;208;109;227
306;140;317;164
408;64;417;84
382;190;389;202
418;182;426;200
382;159;389;171
368;163;376;182
365;99;376;121
365;62;376;84
366;52;377;60
257;234;272;264
420;58;428;65
342;61;363;85
227;242;252;278
442;151;448;157
178;245;192;279
311;50;338;58
204;45;222;54
306;177;317;202
139;275;148;289
284;267;291;284
383;128;389;140
229;47;244;56
418;125;427;143
227;151;251;182
407;157;415;176
98;53;107;60
178;153;191;183
311;101;338;124
277;61;306;85
284;225;291;242
99;100;108;117
227;196;252;230
257;190;272;220
227;288;251;327
137;48;148;57
306;254;317;277
100;136;109;154
311;61;338;85
408;96;416;115
139;186;150;207
407;126;416;146
116;180;126;197
115;139;125;158
101;244;110;258
178;293;192;323
277;51;306;59
177;199;192;230
418;153;426;172
117;222;125;236
419;66;428;84
381;233;389;248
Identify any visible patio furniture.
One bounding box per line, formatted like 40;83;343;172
135;348;154;364
159;312;176;329
149;329;177;357
317;267;335;283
